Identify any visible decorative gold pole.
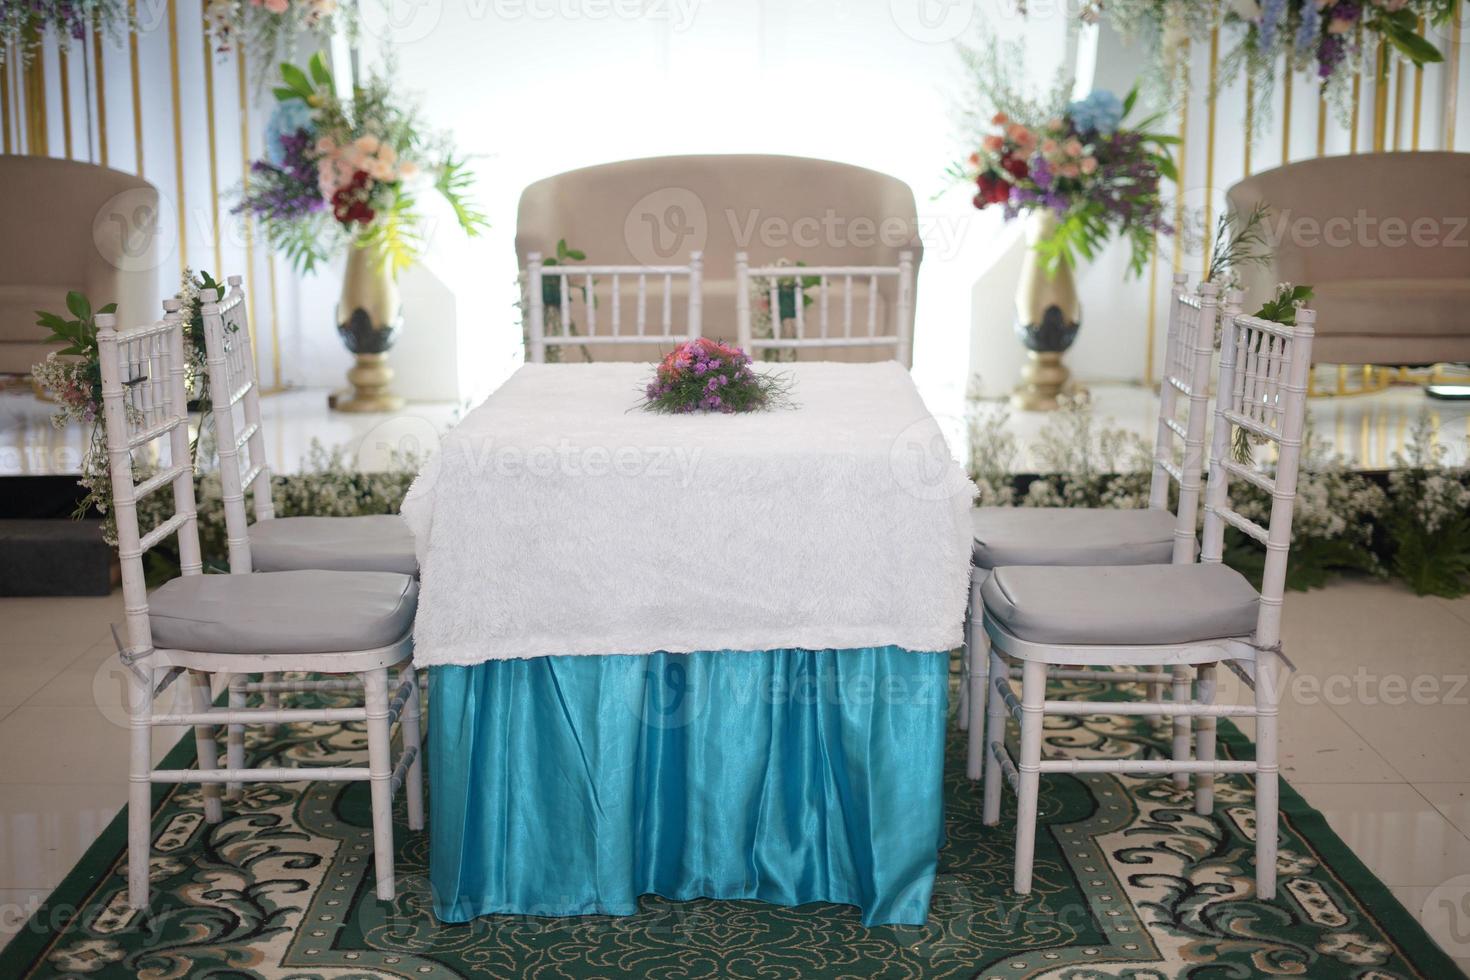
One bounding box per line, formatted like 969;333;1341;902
1202;10;1220;272
1244;75;1254;175
1;56;12;153
22;30;48;155
1447;3;1463;149
1393;41;1408;150
1372;41;1390;152
1410;16;1424;150
1349;29;1362;154
202;26;223;275
58;43;73;159
167;0;187;273
127;0;143;173
1315;91;1327;156
1281;62;1293;163
92;15;108;166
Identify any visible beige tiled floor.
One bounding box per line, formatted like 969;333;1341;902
0;583;1467;970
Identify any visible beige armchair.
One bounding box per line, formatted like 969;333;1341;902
1227;152;1470;367
515;154;923;362
0;156;161;375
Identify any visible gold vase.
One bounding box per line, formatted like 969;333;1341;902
1011;211;1082;412
330;242;405;414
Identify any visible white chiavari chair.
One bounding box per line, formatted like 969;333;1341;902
524;252;703;362
960;277;1233;785
735;251;916;367
198;277;417;577
979;304;1316;899
99;306;424;909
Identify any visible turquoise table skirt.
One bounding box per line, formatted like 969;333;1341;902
428;647;948;927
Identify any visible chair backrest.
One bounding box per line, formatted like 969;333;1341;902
1200;305;1318;647
734;251;916;367
524;253;703;363
97;306;204;656
1149;276;1225;562
514;154;924;354
199;276;275;573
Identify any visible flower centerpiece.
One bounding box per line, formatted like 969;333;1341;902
1;1;129;64
642;339;791;414
235;53;486;412
954;44;1177;409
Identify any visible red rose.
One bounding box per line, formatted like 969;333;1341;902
1002;155;1029;180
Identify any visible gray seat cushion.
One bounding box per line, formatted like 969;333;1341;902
981;563;1259;646
249;515;418;576
972;506;1178;569
149;570;417;654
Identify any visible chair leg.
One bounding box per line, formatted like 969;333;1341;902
1148;671;1166;726
188;670;223;824
1013;659;1047;895
400;665;426;832
1170;664;1192;789
363;667;396;901
1255;648;1281;899
225;674;246;801
956;645;970;732
1194;663;1218;815
966;632;989;781
127;654;154;910
982;649;1008;826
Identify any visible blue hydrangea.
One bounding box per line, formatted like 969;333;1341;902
1294;0;1320;56
1066;90;1124;136
1259;0;1286;50
264;99;316;168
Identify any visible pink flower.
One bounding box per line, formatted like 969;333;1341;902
1057;162;1081;179
1079;156;1098;175
1007;123;1036;148
1327;17;1354;33
981;134;1004;152
991;112;1009;126
1063;137;1084;157
262;0;289;13
1041;138;1059;155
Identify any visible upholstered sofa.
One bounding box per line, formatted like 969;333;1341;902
0;156;161;375
514;154;923;362
1227;152;1470;366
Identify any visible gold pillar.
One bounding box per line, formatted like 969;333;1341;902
92;17;108;166
1243;75;1253;175
58;43;72;159
128;0;143;173
1447;2;1463;150
1281;63;1293;163
1372;42;1390;152
167;0;187;273
22;35;48;155
1;57;11;154
202;28;222;275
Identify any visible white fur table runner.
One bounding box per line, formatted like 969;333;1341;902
402;362;975;665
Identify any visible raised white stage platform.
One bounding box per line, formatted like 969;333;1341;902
2;380;1466;480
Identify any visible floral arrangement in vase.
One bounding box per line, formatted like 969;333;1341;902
953;38;1178;409
1;1;129;64
958;86;1177;276
235;52;485;411
642;339;791;414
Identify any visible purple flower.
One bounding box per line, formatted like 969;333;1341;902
1259;0;1286;50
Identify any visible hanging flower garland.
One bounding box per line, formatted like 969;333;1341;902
203;0;345;74
0;1;130;65
1077;0;1458;124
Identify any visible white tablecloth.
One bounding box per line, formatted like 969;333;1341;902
402;361;974;665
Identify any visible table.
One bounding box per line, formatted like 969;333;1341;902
402;362;974;926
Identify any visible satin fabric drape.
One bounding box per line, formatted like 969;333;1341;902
429;647;948;927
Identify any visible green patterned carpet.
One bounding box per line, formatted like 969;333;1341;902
1;667;1462;979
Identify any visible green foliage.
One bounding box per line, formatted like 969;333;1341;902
36;291;117;357
1207;202;1273;288
1253;282;1313;325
